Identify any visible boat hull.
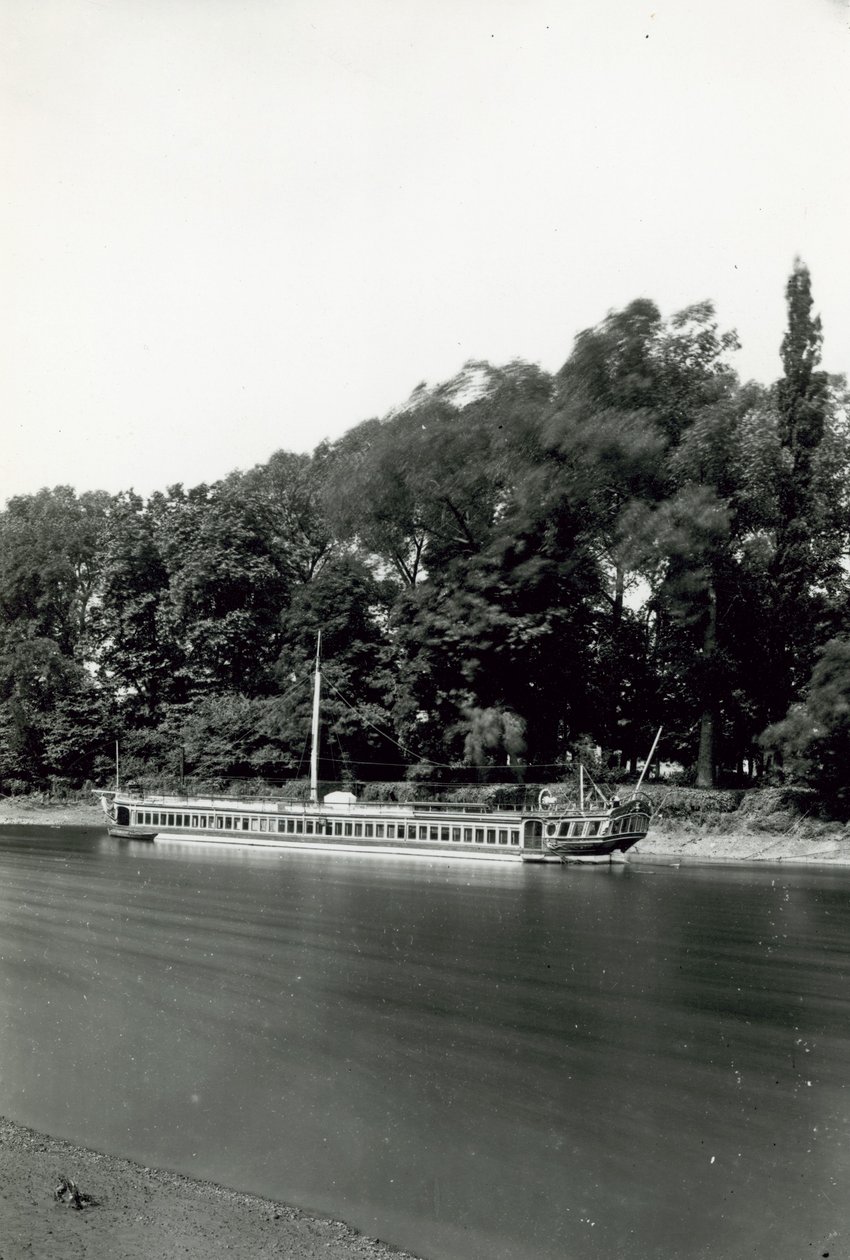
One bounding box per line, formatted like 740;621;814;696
96;790;653;865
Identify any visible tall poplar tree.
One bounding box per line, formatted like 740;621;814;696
768;260;836;719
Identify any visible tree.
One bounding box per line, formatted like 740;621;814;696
0;487;113;786
150;480;292;696
0;487;110;653
541;300;741;780
272;553;397;783
768;259;835;717
321;360;552;586
762;636;850;812
93;492;180;722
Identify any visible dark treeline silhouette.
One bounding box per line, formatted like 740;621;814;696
2;262;849;806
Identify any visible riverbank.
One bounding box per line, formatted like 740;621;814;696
0;1116;421;1260
633;828;850;864
0;796;105;829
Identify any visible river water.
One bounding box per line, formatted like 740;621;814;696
1;827;848;1259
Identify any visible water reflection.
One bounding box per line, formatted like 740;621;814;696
1;829;849;1259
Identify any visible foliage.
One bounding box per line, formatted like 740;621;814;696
762;637;850;813
1;262;848;804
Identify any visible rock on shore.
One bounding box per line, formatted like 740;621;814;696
0;1117;421;1260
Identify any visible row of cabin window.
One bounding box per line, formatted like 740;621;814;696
544;813;648;839
134;810;520;845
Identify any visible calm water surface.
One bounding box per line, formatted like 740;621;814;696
1;827;849;1259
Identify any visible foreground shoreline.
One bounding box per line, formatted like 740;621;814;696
1;798;849;865
0;1115;421;1260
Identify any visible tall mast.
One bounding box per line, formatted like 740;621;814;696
633;726;663;796
309;632;322;804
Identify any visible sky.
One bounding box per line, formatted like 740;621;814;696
3;0;850;507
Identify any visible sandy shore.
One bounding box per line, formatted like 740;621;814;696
0;1117;422;1260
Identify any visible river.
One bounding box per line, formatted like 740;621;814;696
0;827;848;1259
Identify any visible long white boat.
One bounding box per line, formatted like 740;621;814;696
97;642;657;864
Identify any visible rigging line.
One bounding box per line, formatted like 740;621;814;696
323;677;456;771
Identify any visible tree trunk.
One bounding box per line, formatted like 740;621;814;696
695;578;718;789
695;709;714;789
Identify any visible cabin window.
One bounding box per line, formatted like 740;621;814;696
199;815;207;827
242;818;249;831
302;820;311;834
276;820;284;832
190;815;197;827
386;824;394;838
419;826;428;840
375;824;384;838
430;826;438;841
397;825;406;839
215;816;223;829
464;828;472;842
548;823;558;837
586;821;600;836
452;827;461;841
144;813;151;824
353;823;362;836
569;821;583;837
286;820;295;834
333;822;342;835
486;829;496;844
558;822;569;837
475;828;484;843
251;819;259;831
498;829;508;845
510;831;519;845
344;822;352;836
167;813;175;826
364;823;373;837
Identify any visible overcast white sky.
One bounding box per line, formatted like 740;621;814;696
3;0;850;506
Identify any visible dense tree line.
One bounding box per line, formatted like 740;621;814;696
2;262;848;803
